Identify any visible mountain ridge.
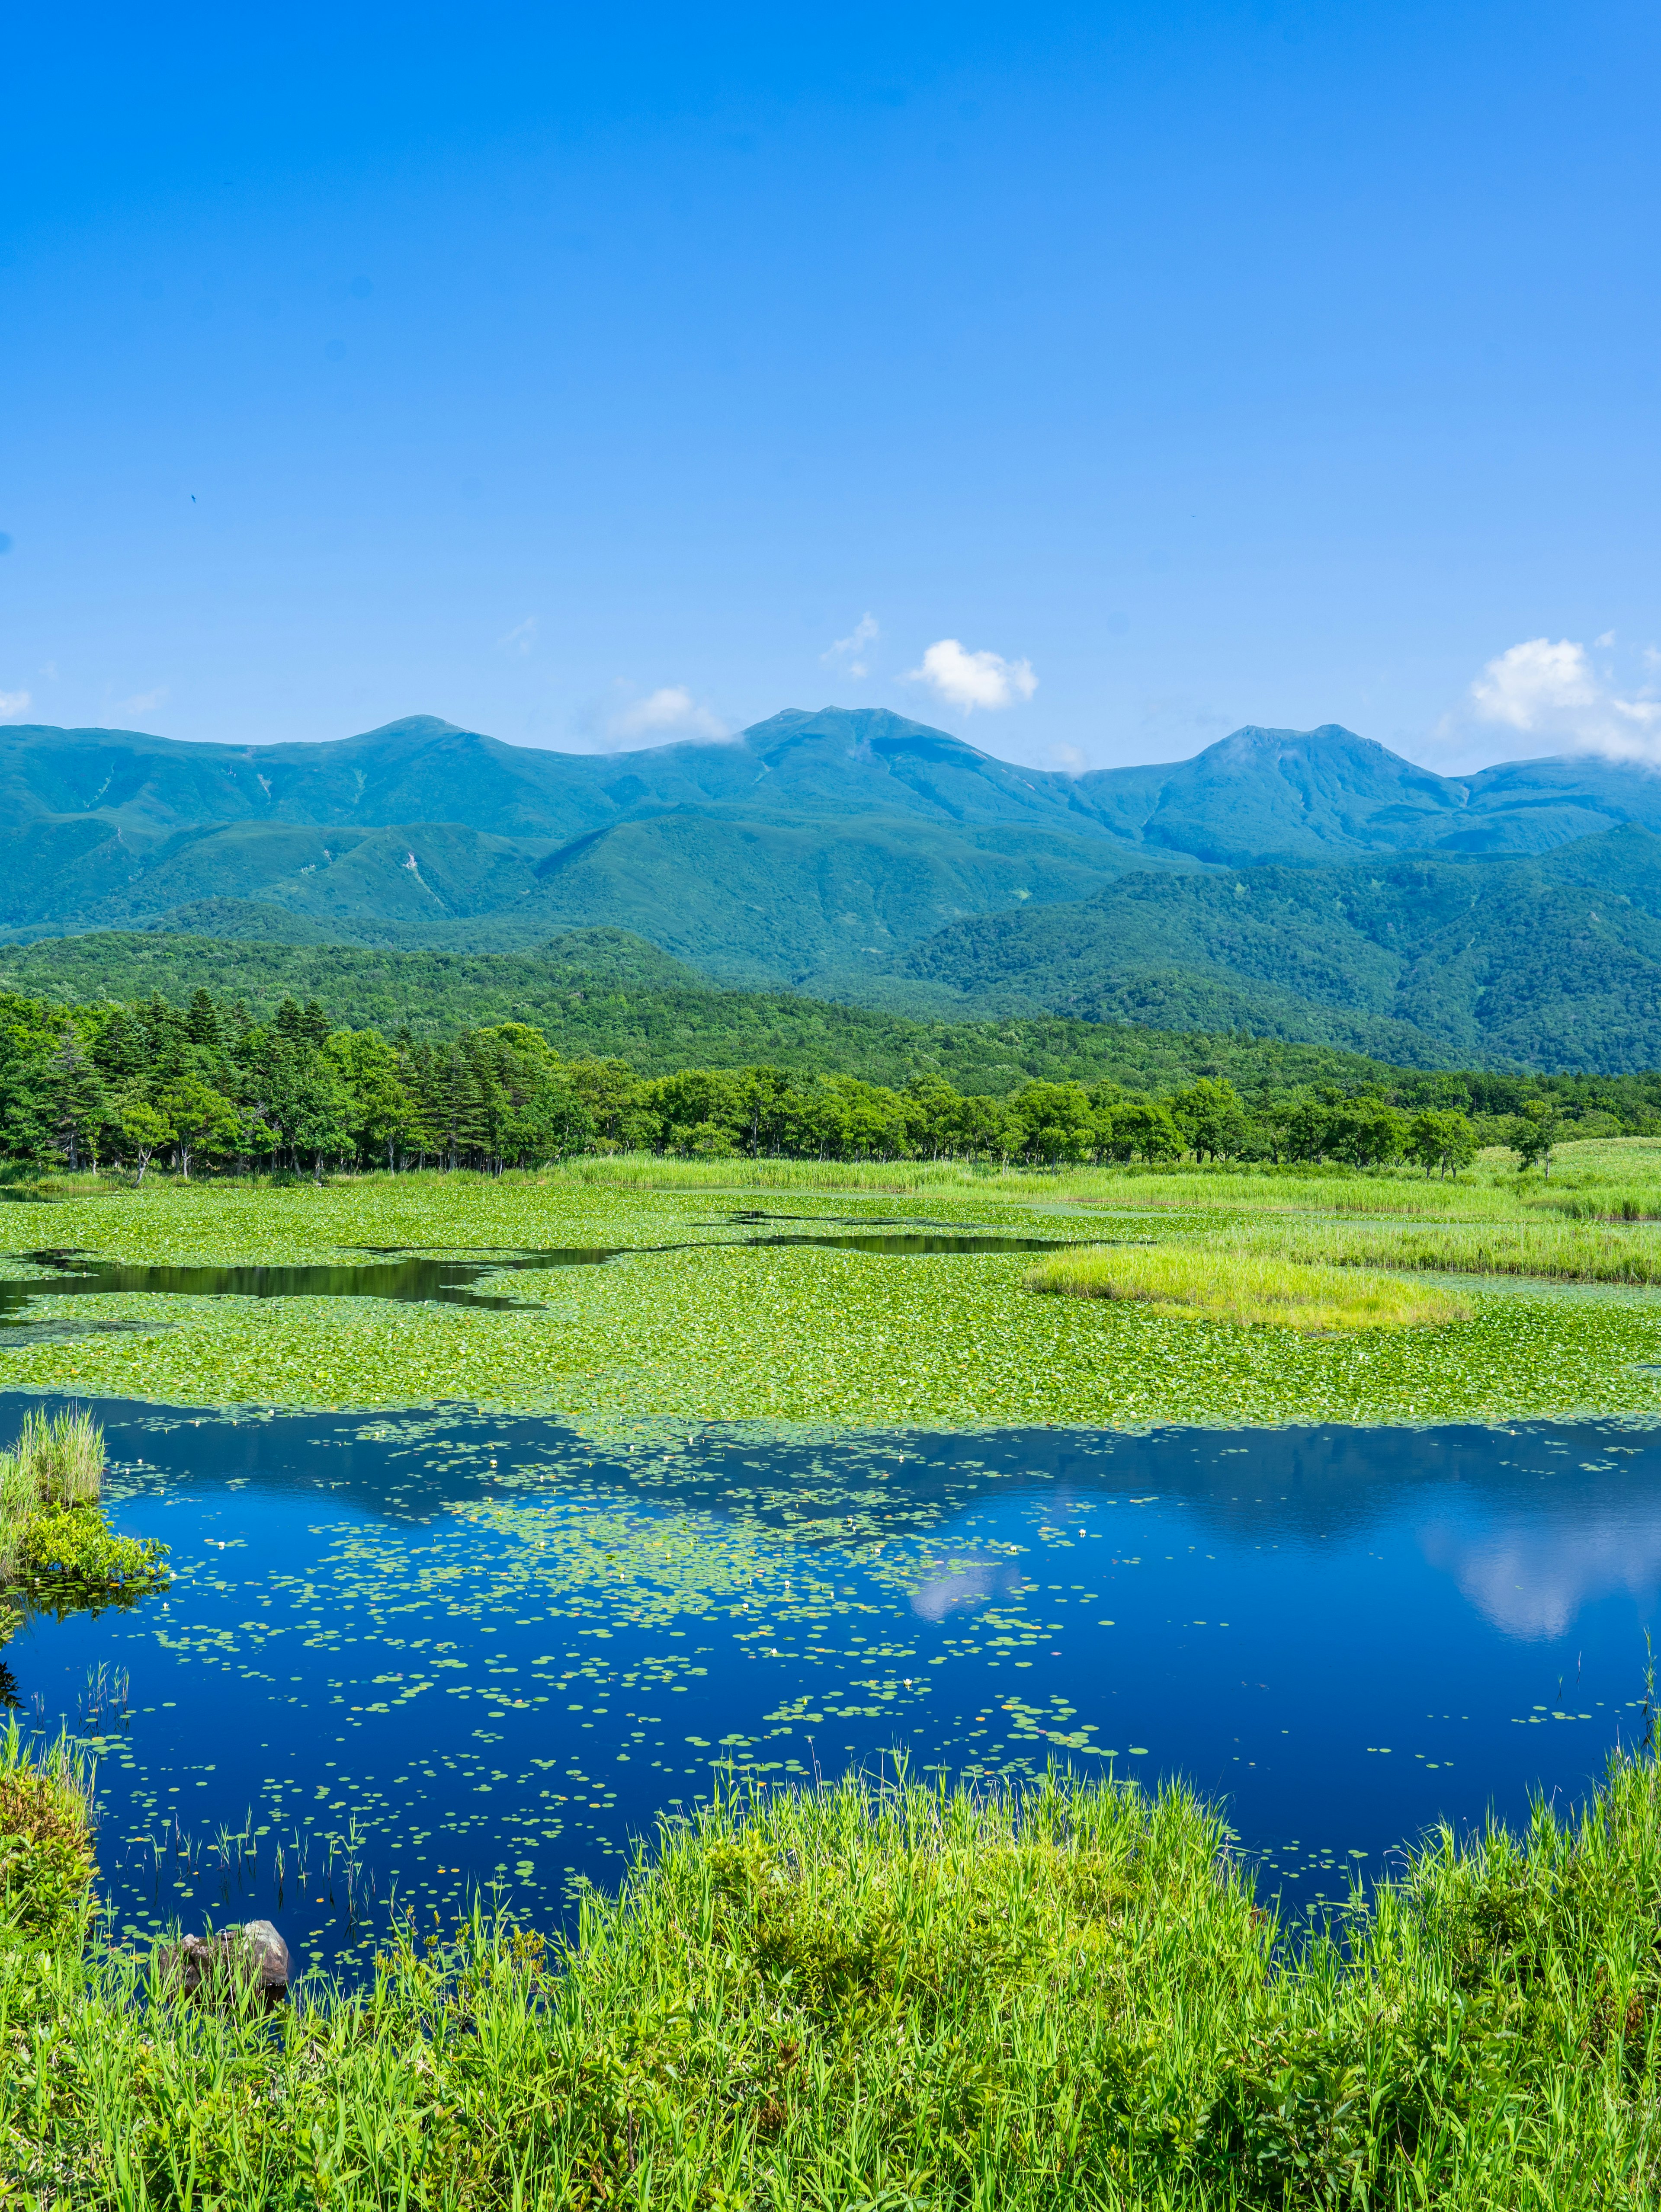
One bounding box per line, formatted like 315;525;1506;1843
6;706;1661;1065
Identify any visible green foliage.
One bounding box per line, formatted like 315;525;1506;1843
1512;1098;1568;1178
11;1753;1661;2203
0;1407;104;1581
1405;1106;1478;1178
16;1506;170;1592
0;1409;169;1599
0;1722;94;1950
1027;1243;1472;1331
0;958;1652;1184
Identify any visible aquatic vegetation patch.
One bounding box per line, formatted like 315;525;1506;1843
0;1408;170;1600
1027;1242;1471;1331
16;1506;170;1593
0;1177;1658;1428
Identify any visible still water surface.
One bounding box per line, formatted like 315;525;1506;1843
5;1399;1657;1981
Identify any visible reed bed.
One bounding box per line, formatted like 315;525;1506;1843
6;1751;1661;2205
549;1136;1661;1220
0;1411;167;1597
1221;1213;1661;1285
1027;1242;1471;1330
0;1407;103;1580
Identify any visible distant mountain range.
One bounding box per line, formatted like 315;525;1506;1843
8;704;1661;1068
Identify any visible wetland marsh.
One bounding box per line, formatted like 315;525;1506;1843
10;1141;1661;2202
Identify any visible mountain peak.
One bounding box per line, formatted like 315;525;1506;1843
343;714;472;749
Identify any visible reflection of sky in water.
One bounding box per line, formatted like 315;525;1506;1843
6;1396;1660;1982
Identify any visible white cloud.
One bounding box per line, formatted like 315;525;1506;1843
907;637;1038;713
822;611;879;679
609;685;728;743
497;616;537;655
1468;637;1661;762
115;686;169;717
0;689;30;721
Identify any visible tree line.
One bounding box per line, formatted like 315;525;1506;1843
0;986;1614;1179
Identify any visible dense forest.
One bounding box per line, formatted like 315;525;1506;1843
0;978;1654;1180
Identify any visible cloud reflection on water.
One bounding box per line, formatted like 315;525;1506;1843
1420;1508;1661;1642
910;1563;1007;1621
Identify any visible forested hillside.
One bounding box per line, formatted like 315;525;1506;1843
0;928;1404;1096
10;708;1661;989
882;826;1661;1072
0;973;1651;1184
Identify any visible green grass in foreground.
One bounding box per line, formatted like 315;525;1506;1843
2;1153;1661;1427
1026;1242;1472;1332
12;1744;1661;2206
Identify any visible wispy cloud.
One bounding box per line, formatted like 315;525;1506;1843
822;611;879;679
0;689;30;721
114;687;169;720
609;685;728;743
906;637;1037;713
1467;637;1661;762
497;616;537;656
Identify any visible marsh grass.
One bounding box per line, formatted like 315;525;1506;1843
1028;1242;1472;1331
0;1719;95;1949
8;1751;1661;2204
0;1410;167;1598
0;1408;102;1581
1219;1213;1661;1285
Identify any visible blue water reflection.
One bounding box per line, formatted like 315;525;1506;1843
6;1398;1658;1981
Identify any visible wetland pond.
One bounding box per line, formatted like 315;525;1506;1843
0;1217;1083;1342
6;1395;1659;1981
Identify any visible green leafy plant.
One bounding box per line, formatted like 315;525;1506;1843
16;1506;169;1591
0;1719;95;1947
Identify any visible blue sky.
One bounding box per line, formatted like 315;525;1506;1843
2;1;1657;770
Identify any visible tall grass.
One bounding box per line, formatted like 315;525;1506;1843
9;1752;1661;2205
0;1718;95;1949
0;1407;102;1580
546;1137;1661;1223
1220;1213;1661;1285
1027;1243;1472;1330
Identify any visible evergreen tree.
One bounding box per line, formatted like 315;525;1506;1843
46;1031;107;1172
186;988;223;1055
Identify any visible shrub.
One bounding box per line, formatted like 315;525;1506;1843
0;1722;94;1947
16;1507;169;1592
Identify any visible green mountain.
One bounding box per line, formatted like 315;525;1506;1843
9;708;1661;987
12;705;1661;1066
875;824;1661;1071
0;708;1199;978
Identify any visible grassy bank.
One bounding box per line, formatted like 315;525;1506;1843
9;1747;1661;2205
